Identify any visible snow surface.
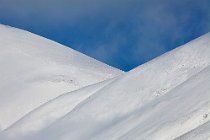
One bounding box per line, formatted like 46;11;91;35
0;24;122;131
0;24;210;140
175;121;210;140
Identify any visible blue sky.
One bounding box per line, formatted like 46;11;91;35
0;0;210;71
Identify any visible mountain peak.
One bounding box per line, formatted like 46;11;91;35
0;24;122;130
0;25;210;140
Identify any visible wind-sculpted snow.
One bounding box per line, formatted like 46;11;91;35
0;24;210;140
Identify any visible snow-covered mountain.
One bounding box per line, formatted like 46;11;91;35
0;24;122;131
0;24;210;140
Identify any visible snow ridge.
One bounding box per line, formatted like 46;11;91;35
0;24;210;140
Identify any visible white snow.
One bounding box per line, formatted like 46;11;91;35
175;121;210;140
0;24;122;131
0;24;210;140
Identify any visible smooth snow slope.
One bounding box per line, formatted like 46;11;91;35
1;32;210;140
0;24;122;131
2;77;118;137
0;25;210;140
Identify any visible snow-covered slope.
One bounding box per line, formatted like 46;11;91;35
0;24;122;131
2;77;118;137
0;25;210;140
175;120;210;140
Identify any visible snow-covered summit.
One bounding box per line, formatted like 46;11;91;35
0;24;123;131
0;24;210;140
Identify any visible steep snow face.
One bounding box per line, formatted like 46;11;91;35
0;25;122;131
2;32;209;140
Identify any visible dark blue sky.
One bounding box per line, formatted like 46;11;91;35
0;0;210;71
